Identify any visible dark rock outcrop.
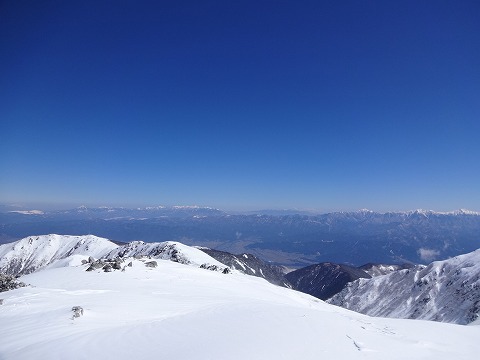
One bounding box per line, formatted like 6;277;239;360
86;259;106;271
0;273;27;293
103;264;113;272
71;306;84;319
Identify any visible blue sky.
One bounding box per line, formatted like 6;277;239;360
1;0;479;211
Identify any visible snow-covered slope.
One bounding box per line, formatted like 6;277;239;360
1;257;479;360
0;234;117;275
328;249;480;324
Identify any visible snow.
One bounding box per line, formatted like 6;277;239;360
0;256;479;359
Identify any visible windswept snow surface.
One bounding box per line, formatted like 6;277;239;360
0;234;117;275
0;257;479;359
328;249;480;324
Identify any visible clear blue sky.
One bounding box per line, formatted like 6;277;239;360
1;0;479;211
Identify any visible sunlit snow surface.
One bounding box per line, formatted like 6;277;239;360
1;258;479;360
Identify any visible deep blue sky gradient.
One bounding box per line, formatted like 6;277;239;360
1;1;479;211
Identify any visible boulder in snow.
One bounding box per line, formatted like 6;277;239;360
71;306;84;319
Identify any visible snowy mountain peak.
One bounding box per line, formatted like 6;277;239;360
357;208;373;213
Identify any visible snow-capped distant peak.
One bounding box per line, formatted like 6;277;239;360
403;209;439;217
399;209;479;216
453;209;480;215
172;205;218;210
8;210;44;215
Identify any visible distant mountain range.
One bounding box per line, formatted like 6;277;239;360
2;204;225;220
1;206;479;266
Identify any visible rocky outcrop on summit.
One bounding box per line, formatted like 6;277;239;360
286;263;371;300
328;249;480;324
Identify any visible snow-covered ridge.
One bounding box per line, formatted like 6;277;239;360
349;208;480;216
0;235;226;276
404;209;480;216
0;235;118;276
328;249;480;324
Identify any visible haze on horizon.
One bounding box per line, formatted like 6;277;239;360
1;1;479;212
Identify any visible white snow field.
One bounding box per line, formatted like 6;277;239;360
1;255;479;360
